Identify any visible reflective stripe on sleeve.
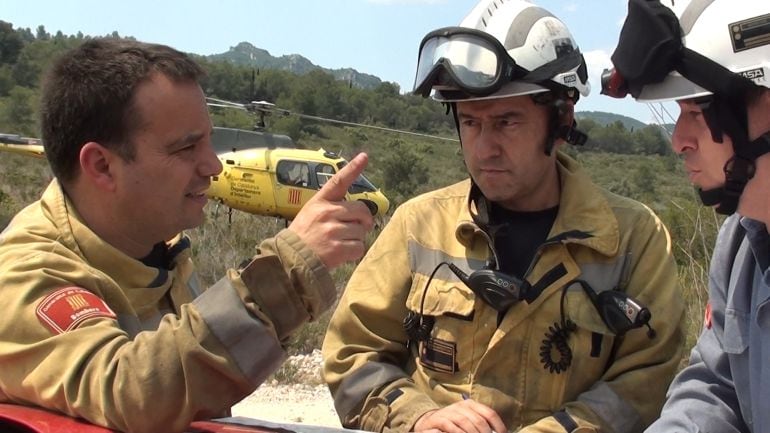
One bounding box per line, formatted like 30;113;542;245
334;361;407;419
194;277;286;384
578;382;643;433
408;239;487;278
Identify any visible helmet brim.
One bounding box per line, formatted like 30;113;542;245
636;72;712;103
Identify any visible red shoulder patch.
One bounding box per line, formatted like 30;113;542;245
35;287;116;335
704;301;712;330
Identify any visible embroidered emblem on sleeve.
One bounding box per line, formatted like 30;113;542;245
35;287;117;334
704;301;712;330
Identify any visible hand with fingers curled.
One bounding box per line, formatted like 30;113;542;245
413;398;507;433
288;153;375;270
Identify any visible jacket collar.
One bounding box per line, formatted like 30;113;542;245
455;152;620;257
40;180;187;290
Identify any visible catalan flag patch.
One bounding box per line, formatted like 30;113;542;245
288;188;302;205
35;287;116;334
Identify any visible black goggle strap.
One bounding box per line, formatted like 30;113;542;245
521;51;583;87
611;0;683;94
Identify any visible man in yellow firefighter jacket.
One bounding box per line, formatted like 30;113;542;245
322;2;685;433
0;39;373;433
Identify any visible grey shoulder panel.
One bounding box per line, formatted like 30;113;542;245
194;277;286;384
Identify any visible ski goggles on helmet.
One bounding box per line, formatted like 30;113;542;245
412;26;531;98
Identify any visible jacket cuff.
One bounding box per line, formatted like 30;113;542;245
236;229;335;340
520;412;599;433
370;385;440;433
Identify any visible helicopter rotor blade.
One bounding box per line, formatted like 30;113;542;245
290;112;458;142
207;102;248;110
206;97;248;109
204;96;458;143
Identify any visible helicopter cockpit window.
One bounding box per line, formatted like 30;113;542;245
316;164;336;189
277;160;310;188
336;161;378;193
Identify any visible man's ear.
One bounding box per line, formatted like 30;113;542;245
79;142;117;191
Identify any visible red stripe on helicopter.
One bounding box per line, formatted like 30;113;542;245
288;189;301;205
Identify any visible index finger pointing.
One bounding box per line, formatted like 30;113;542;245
315;153;369;202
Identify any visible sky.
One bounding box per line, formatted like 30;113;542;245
3;0;676;124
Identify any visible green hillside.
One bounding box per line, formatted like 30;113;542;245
577;110;646;130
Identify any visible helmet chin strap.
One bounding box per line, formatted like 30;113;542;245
685;74;770;214
698;133;770;215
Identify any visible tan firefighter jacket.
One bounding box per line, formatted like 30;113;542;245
0;180;335;433
322;153;684;433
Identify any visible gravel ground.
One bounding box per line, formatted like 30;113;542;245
231;350;342;427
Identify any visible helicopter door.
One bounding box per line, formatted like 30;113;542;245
274;160;312;220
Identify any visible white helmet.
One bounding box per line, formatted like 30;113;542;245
637;0;770;102
604;0;770;215
412;0;590;102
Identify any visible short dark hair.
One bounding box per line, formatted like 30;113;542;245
40;38;206;185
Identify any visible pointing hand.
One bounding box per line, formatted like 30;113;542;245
288;153;375;269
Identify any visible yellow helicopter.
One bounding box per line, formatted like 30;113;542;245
204;97;457;220
0;133;45;159
208;126;389;220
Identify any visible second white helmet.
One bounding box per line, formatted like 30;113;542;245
637;0;770;102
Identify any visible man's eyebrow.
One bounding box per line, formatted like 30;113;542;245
458;110;525;120
166;131;206;150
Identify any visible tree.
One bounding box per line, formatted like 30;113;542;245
35;25;50;41
0;65;13;96
12;40;64;88
374;82;400;97
380;139;430;206
632;125;670;155
0;21;23;65
1;85;38;135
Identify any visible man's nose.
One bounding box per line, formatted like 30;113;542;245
671;116;697;155
475;126;502;158
200;143;223;177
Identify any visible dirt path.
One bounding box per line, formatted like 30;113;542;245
230;350;342;427
231;383;341;427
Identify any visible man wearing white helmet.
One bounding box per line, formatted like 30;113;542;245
322;1;684;432
604;0;770;432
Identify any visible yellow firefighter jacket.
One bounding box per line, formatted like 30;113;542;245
0;180;335;433
322;153;684;433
